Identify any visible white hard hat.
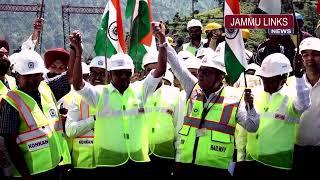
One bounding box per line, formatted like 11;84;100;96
163;70;174;85
299;37;320;54
260;53;292;78
8;53;20;64
196;48;215;58
13;50;47;75
201;54;226;73
247;63;261;75
90;56;106;69
187;19;203;30
185;56;201;69
142;50;159;69
108;53;134;72
178;51;194;61
82;62;90;74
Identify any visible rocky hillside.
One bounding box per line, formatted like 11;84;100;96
0;0;217;58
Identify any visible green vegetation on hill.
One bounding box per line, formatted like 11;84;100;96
167;0;320;53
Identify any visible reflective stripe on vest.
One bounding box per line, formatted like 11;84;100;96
184;116;236;135
7;91;37;130
16;125;52;144
99;108;145;117
79;99;94;138
263;112;300;124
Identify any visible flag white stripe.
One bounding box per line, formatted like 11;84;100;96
225;3;247;68
108;1;123;53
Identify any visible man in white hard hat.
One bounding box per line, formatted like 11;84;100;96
65;56;108;177
166;28;260;176
294;37;320;176
0;49;74;178
141;50;181;176
71;23;167;177
236;53;310;177
183;19;204;56
195;48;215;60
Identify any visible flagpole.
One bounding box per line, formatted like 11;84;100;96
290;0;301;51
36;0;44;54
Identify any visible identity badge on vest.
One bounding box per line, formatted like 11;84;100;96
27;137;49;152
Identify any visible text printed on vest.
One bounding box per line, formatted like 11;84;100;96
27;137;49;152
210;145;226;152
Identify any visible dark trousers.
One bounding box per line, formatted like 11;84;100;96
233;160;292;177
150;154;174;176
293;145;320;177
6;166;60;180
92;160;152;178
172;162;231;177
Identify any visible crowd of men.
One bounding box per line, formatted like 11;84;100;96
0;12;320;179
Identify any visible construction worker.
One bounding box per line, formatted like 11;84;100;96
196;48;215;60
0;49;74;179
44;48;70;80
71;23;167;177
215;29;252;64
183;19;204;56
163;70;174;86
240;53;310;177
203;22;224;51
166;35;260;176
242;29;254;63
141;50;181;176
294;37;320;176
66;56;107;177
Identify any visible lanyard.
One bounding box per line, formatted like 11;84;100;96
199;88;224;128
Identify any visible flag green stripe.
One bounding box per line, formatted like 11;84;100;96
225;43;245;84
125;0;136;18
129;43;147;71
130;1;150;42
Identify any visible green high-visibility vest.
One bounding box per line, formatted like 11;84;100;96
94;84;149;167
71;94;96;169
176;84;241;170
145;85;180;159
246;89;300;170
38;82;71;166
0;75;16;95
3;82;63;176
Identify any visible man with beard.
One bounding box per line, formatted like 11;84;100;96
0;49;74;179
294;37;320;176
183;19;204;56
0;50;15;177
44;48;70;79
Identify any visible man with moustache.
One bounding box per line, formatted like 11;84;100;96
294;37;320;176
0;49;74;179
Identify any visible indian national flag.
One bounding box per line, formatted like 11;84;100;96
95;0;126;58
126;0;153;71
224;0;247;84
258;0;281;14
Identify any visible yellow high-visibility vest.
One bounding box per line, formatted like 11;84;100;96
145;85;180;159
94;84;149;167
176;84;241;170
246;89;300;170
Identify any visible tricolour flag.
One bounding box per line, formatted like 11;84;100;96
258;0;281;14
95;0;126;58
224;0;247;84
126;0;153;71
